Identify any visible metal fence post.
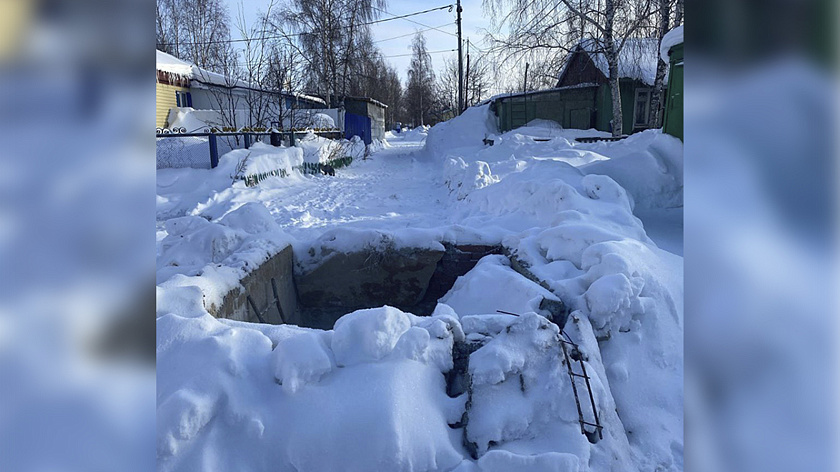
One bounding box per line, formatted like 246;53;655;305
244;133;251;149
289;131;296;147
209;134;219;168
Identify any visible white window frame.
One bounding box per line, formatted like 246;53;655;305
633;88;651;128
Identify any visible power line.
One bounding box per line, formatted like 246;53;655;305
159;4;454;47
372;5;458;38
200;48;457;67
373;23;455;44
382;48;456;58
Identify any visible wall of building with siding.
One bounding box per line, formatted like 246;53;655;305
156;82;190;128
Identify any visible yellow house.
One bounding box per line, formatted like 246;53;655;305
156;50;194;129
156;49;329;131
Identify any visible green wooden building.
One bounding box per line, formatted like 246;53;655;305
661;26;684;141
490;39;661;135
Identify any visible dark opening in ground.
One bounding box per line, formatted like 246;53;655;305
209;242;503;330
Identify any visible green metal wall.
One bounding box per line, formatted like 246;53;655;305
663;43;684;141
595;79;648;134
495;79;651;135
495;87;598;132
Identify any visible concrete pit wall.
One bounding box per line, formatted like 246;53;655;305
210;242;504;329
209;245;299;325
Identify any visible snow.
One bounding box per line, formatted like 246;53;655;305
156;49;194;78
156;101;683;471
272;330;335;393
165;108;212;132
308;112;335;129
331;306;412;366
156;49;326;106
660;25;684;63
157;308;467;472
156;201;293;309
297;132;364;164
440;255;558;317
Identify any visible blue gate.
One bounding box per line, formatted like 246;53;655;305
344;112;371;145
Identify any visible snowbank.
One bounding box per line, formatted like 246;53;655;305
165;108;213;132
236;142;304;179
579;131;684;210
156;307;466;472
157;96;683;472
298;133;365;164
402;126;430;141
156;202;293;309
425;104;682;211
425;105;497;157
440;255;557;317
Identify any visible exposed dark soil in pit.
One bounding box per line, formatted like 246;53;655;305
208;242;503;329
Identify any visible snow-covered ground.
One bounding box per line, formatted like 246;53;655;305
157;107;683;471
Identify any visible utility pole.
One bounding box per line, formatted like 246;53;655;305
456;0;464;114
465;39;471;108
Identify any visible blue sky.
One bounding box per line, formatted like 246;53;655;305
225;0;494;84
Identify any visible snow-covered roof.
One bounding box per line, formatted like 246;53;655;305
156;49;194;78
659;25;684;63
345;96;388;109
156;49;242;88
156;49;326;106
563;38;660;86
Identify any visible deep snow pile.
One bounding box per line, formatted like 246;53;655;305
425;108;682;470
157;202;293;311
157;306;468;472
298;132;365;164
157;104;683;471
425;105;683;211
236;143;305;178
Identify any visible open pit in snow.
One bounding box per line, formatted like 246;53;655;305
208;240;503;329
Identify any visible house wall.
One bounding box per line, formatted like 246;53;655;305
557;50;607;87
191;86;284;129
494;87;599;132
594;79;652;134
663;43;683;140
156;82;190;128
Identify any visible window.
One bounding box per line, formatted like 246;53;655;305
175;91;192;108
633;88;651;127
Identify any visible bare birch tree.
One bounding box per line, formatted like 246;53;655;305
156;0;235;74
484;0;656;136
649;0;670;128
405;32;436;127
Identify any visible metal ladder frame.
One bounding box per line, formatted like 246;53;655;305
559;330;603;441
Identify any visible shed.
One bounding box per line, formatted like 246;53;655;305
490;84;600;132
660;26;683;141
490;38;661;134
343;96;387;145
